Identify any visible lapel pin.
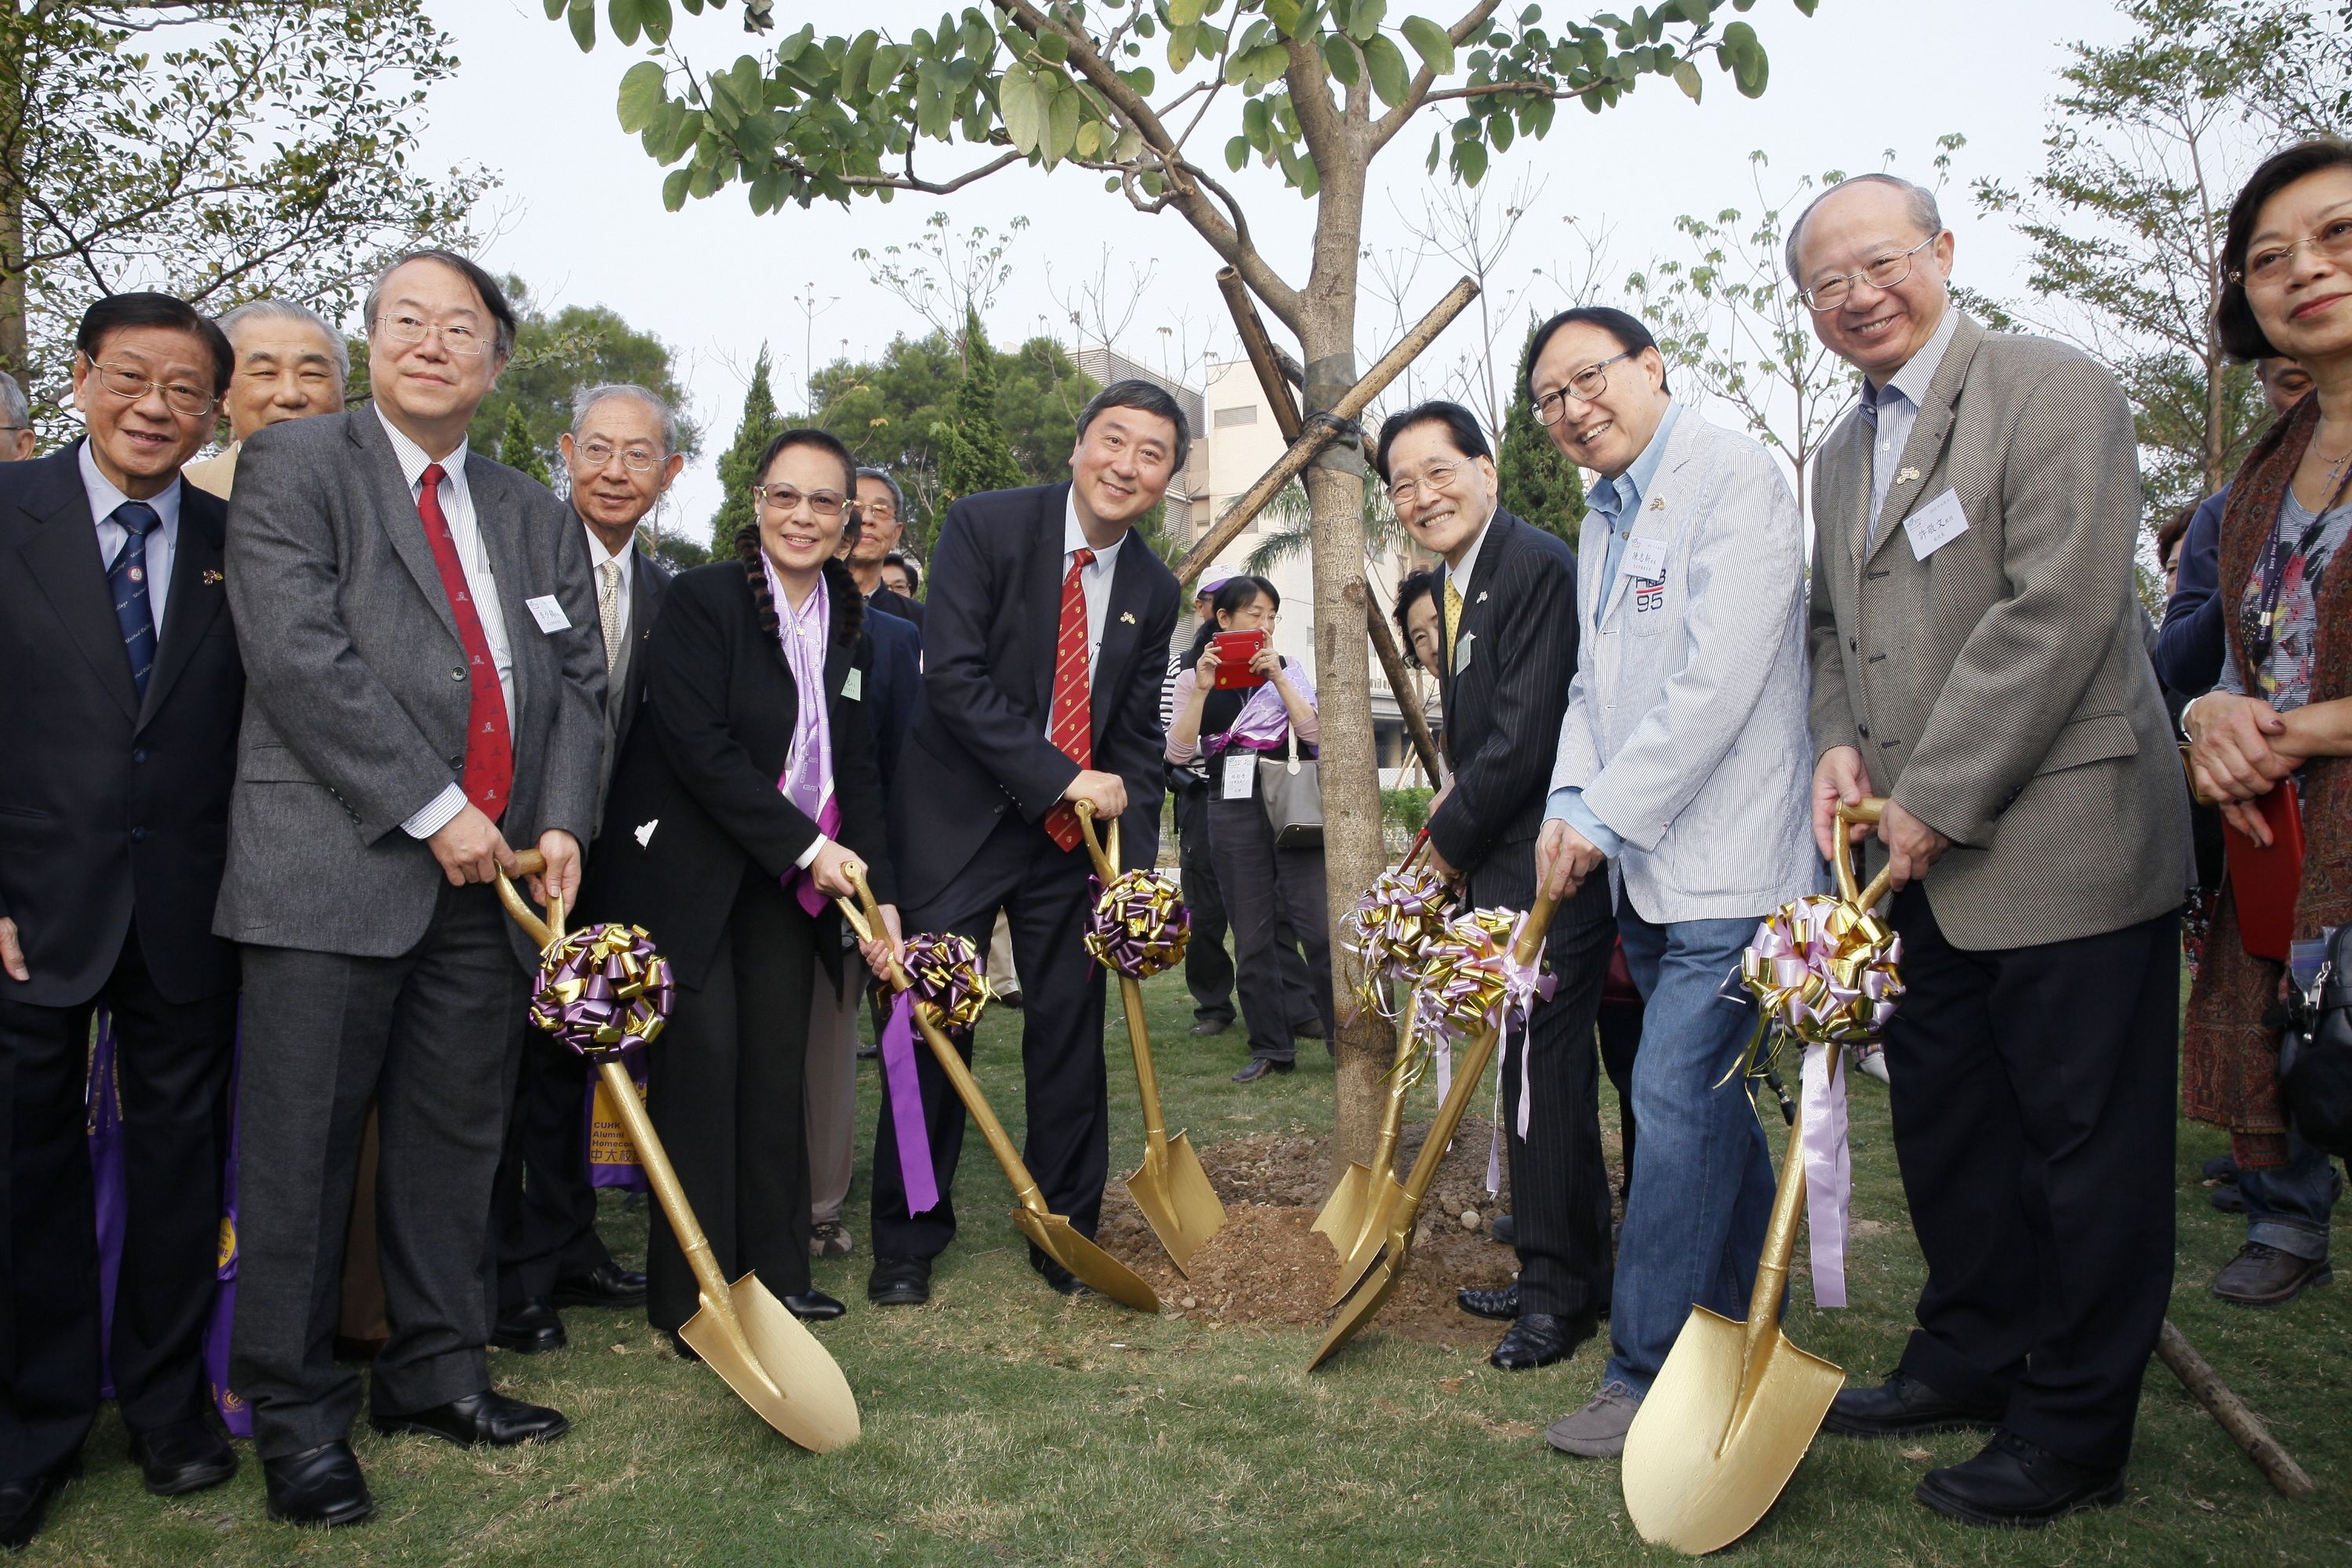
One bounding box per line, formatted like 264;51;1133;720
1896;466;1922;485
1648;496;1665;510
633;819;659;848
201;568;224;585
1119;611;1136;624
1476;591;1488;604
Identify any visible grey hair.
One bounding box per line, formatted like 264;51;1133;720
0;369;27;430
1784;173;1944;285
855;465;905;516
570;382;679;456
216;299;352;382
361;249;517;359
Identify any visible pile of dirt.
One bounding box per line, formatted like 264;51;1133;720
1097;1118;1550;1349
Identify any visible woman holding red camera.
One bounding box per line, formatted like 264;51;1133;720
1166;575;1336;1081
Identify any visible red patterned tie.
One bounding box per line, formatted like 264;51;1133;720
415;462;514;822
1041;546;1096;851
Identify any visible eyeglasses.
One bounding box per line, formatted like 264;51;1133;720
1795;234;1939;312
575;438;663;473
84;361;217;419
1534;351;1635;425
2234;216;2352;289
1388;458;1472;508
374;313;491;358
753;483;848;517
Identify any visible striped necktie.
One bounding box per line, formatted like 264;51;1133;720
1041;547;1097;851
107;501;162;697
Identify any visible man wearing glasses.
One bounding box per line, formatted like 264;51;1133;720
1378;401;1617;1377
1796;175;2188;1526
0;369;35;461
219;251;604;1528
0;295;245;1548
485;383;684;1358
848;466;925;632
1522;307;1816;1459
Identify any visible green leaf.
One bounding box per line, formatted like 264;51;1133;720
1036;28;1070;64
640;0;673;45
1322;34;1361;85
1168;22;1200;73
1673;58;1701;100
662;167;691;210
544;0;568;19
999;64;1046;153
568;0;597;52
1226;132;1250;171
608;0;641;47
1169;0;1206;24
841;31;879;97
1453;136;1486;185
1044;82;1082;166
1075;118;1104;158
1361;33;1410;105
1400;15;1455;76
1346;0;1386;42
617;60;667;132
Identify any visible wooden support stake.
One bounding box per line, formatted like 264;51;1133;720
1216;267;1305;443
2156;1319;2316;1500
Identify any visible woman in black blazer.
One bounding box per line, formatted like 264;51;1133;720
583;427;899;1338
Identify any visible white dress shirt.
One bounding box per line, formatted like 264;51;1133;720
1047;488;1128;740
1860;303;1961;539
82;439;182;634
583;520;633;654
380;405;518;840
1441;506;1497;612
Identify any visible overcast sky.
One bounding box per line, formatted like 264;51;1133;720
423;0;2135;532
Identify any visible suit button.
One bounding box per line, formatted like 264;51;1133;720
451;755;463;768
132;749;147;764
130;826;147;842
452;666;466;681
1848;637;1858;652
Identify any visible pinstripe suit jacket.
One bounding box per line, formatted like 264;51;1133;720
1805;313;2190;949
1549;406;1817;923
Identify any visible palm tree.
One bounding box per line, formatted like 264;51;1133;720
1243;480;1406;577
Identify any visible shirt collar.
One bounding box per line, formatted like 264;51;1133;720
578;514;633;570
1062;485;1128;572
1446;506;1498;597
1863;303;1960;419
1592;400;1682;526
373;402;470;489
78;437;182;535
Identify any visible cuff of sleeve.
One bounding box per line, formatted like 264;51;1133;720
795;834;829;870
1550;787;1624;858
401;783;468;840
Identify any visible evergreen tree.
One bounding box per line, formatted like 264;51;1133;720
712;346;782;554
932;307;1025;506
1496;327;1586;545
499;403;552;487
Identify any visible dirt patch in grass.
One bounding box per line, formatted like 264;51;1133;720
1096;1118;1539;1349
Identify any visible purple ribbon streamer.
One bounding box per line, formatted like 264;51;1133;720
1799;1043;1851;1308
880;992;939;1214
583;1053;652;1192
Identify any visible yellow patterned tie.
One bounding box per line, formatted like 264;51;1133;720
1443;578;1465;664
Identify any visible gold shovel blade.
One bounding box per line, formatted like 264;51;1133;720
1620;1307;1844;1555
677;1271;864;1454
1308;1242;1406;1370
1011;1210;1163;1312
1310;1163;1370;1243
1125;1131;1225;1275
1329;1174;1411;1306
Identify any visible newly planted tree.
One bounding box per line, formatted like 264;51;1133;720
546;0;1814;1151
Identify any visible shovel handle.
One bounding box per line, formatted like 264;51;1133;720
1364;989;1424;1179
1730;1042;1839;1430
492;850;562;950
1076;808;1175;1152
1831;797;1894;910
838;869;1051;1218
1073;797;1119;883
592;1057;760;1359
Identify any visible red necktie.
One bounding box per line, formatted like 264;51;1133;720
1042;546;1096;851
415;462;514;822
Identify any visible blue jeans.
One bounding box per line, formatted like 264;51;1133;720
2242;1124;2341;1262
1604;906;1778;1394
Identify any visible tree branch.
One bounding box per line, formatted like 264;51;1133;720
1369;0;1500;153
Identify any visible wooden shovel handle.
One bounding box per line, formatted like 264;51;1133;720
1073;797;1118;882
592;1057;752;1346
493;850;562;951
1832;797;1894;910
1073;803;1174;1151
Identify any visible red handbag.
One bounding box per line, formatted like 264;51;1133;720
2227;782;2304;961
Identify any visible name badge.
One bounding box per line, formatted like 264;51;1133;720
1620;535;1669;582
524;594;572;634
1453;631;1475;674
1904;488;1970;561
1221;753;1256;800
842;667;863;701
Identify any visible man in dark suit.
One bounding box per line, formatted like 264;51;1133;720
489;383;681;1355
850;466;925;634
219;251;604;1529
0;294;241;1549
1378;401;1616;1374
866;382;1183;1305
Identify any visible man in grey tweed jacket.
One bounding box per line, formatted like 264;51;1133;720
216;253;604;1528
1797;175;2190;1529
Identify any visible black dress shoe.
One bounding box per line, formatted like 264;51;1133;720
784;1288;847;1321
492;1298;568;1354
1490;1213;1517;1247
0;1465;74;1550
867;1254;932;1306
554;1261;648;1309
1028;1245;1091;1297
129;1417;236;1497
1915;1431;2126;1527
261;1441;373;1530
1232;1058;1293;1083
1457;1283;1519;1321
1824;1370;2006;1439
1490;1311;1598;1370
1189;1018;1232;1036
1293;1016;1327;1040
997;989;1025;1009
371;1389;570;1448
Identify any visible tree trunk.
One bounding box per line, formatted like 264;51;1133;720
1298;151;1397;1171
2202;328;2230;498
0;26;27;380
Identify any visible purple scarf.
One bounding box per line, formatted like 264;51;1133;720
765;557;840;915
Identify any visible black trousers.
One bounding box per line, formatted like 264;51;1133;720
644;870;817;1333
1884;887;2178;1471
1598;994;1642;1199
0;929;234;1482
231;883;525;1459
1496;890;1617;1319
492;1019;615;1312
1207;794;1337;1065
1176;781;1314;1031
871;815;1109;1259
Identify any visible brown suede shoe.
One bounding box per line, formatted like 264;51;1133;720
2212;1241;2332;1306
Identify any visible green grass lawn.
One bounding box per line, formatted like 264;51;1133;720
34;970;2352;1566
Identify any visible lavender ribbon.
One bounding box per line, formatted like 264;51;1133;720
1799;1043;1851;1308
1207;660;1317;754
880;992;939;1214
1488;914;1555;1196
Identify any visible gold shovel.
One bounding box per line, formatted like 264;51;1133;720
1071;800;1225;1272
494;851;860;1454
836;869;1160;1312
1616;798;1892;1553
1308;890;1559;1371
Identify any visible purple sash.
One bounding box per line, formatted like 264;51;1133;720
583;1052;652;1192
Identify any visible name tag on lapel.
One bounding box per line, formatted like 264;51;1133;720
1453;631;1475;674
1621;535;1668;582
1904;488;1970;561
524;595;571;633
842;667;863;701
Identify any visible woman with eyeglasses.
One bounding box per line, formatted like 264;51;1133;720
2183;137;2352;1308
580;426;902;1344
1165;574;1337;1081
